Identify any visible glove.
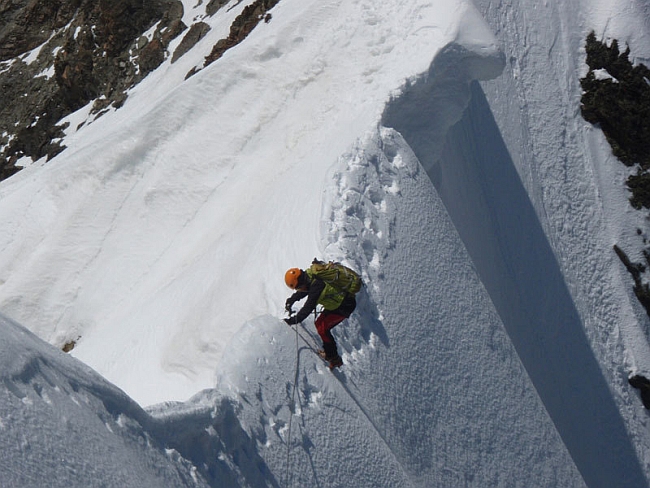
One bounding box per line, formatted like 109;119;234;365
284;316;298;326
285;298;295;313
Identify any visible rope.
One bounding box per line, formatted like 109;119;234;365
284;321;300;488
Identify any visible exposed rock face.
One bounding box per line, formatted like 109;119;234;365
0;0;186;176
206;0;231;17
172;22;211;64
203;0;278;69
0;0;83;61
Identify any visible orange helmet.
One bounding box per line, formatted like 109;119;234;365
285;268;302;289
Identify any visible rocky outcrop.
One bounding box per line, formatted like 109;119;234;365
172;22;211;64
0;0;186;176
0;0;83;61
629;375;650;409
206;0;231;17
186;0;278;78
204;0;278;67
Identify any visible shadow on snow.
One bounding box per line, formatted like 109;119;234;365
382;46;646;488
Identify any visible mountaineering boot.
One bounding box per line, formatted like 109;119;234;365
317;350;343;370
327;355;343;370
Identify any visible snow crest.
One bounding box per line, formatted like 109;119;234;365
0;314;207;488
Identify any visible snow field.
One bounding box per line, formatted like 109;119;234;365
0;0;466;405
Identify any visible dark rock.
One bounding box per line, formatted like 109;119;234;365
0;0;83;61
139;38;166;75
96;0;167;57
161;18;188;47
203;0;280;68
629;375;650;409
206;0;230;17
581;31;650;170
172;22;211;63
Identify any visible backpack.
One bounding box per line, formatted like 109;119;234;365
308;259;362;295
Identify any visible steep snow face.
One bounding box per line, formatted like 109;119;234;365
471;0;650;482
397;77;644;487
194;126;584;486
381;12;647;487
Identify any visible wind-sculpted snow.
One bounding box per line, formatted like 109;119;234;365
0;314;207;488
166;128;584;486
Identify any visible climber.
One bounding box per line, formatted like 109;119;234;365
283;260;361;369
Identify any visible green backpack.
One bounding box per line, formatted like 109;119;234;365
308;259;362;295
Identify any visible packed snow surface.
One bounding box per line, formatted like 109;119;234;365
0;0;650;486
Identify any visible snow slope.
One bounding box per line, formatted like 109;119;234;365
0;313;208;488
0;0;463;404
473;0;650;482
0;0;649;486
145;124;585;486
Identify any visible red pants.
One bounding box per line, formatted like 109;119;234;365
315;312;347;357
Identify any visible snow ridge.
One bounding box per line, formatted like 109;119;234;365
259;125;582;485
0;314;207;488
153;122;583;486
